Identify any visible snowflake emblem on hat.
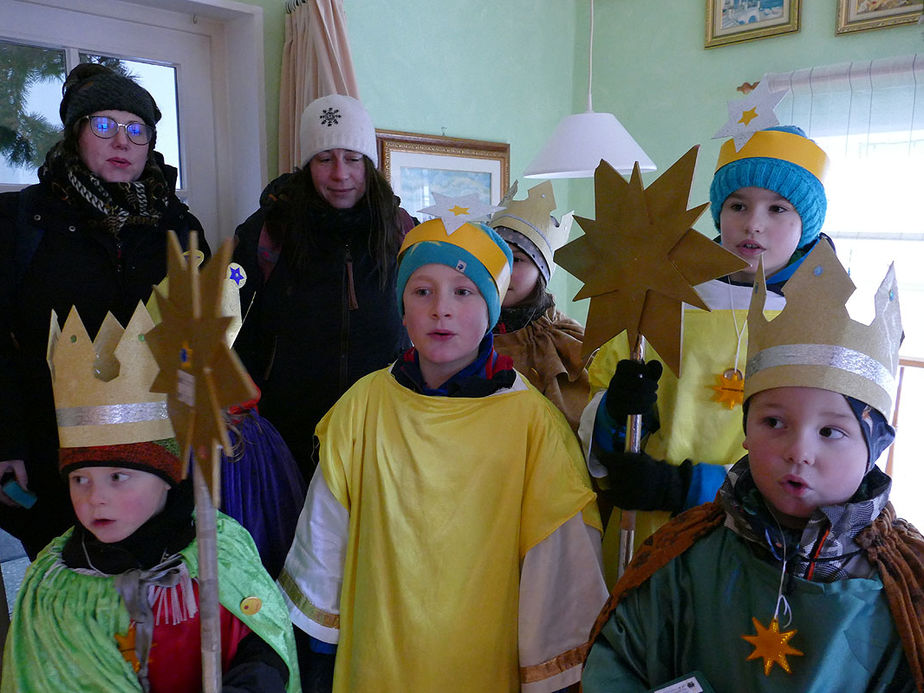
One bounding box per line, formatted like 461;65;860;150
320;107;341;127
417;192;504;234
713;81;788;151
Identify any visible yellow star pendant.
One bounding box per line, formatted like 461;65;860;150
710;369;744;409
448;204;470;216
115;624;141;673
742;617;803;675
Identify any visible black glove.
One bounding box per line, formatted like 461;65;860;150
600;450;692;513
605;359;663;422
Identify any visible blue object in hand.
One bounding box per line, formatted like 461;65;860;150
2;478;37;509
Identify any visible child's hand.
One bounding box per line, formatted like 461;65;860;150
601;451;690;513
604;359;663;421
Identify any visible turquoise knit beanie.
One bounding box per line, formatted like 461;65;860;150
710;126;829;249
396;221;513;331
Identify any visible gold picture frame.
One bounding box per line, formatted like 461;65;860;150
835;0;923;35
376;130;510;217
705;0;801;48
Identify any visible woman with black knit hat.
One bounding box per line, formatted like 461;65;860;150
0;62;207;557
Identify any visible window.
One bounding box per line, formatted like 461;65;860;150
0;44;182;188
766;54;924;526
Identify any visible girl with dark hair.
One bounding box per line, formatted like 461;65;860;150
232;94;413;481
0;62;205;557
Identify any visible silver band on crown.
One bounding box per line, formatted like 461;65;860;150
746;344;895;393
56;401;169;428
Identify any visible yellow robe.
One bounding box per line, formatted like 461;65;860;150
291;369;599;692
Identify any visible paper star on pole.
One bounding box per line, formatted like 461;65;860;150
554;147;747;376
713;80;788;151
742;617;804;676
417;192;504;234
145;232;257;501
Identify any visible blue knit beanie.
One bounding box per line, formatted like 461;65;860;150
396;220;513;331
710;126;829;249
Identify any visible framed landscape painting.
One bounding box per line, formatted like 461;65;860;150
705;0;801;48
376;130;510;219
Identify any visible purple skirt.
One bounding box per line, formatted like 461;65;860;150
221;410;307;578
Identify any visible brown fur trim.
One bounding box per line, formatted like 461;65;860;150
856;503;924;693
586;501;726;651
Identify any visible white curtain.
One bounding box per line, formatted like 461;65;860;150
764;54;924;241
278;0;360;175
763;55;924;355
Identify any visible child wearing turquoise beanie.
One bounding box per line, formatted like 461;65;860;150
585;125;834;580
280;209;607;691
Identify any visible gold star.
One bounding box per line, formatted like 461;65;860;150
145;232;257;501
448;205;470;216
554;147;747;375
710;370;744;409
742;617;804;675
738;107;759;126
115;625;141;673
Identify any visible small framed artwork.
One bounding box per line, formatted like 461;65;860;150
705;0;801;48
835;0;923;35
376;130;510;218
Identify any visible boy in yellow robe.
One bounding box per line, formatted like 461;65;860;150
279;202;606;692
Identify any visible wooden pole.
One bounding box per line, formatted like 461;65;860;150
194;447;222;693
617;336;646;579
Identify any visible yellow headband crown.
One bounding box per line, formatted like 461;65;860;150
716;129;830;182
399;218;512;298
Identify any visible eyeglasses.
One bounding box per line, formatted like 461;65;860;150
81;115;154;145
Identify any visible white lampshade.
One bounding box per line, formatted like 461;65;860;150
524;110;656;179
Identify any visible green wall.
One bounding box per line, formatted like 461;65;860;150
235;0;922;321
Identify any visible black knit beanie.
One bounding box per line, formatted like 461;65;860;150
59;63;161;130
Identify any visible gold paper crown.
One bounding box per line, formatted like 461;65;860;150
490;180;574;273
745;242;902;417
47;303;174;449
146;252;247;348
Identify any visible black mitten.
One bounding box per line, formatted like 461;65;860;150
600;451;692;513
605;359;663;422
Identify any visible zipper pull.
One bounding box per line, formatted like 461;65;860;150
345;245;359;310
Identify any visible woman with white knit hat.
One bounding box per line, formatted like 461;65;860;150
232;94;413;483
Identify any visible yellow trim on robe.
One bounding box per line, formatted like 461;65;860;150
315;369;599;692
589;299;781;586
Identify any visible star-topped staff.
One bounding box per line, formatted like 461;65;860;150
555;147;746;574
713;79;787;151
144;231;257;693
556;146;747;376
417;191;504;233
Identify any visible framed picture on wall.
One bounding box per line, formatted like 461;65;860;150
835;0;923;35
705;0;801;48
376;130;510;218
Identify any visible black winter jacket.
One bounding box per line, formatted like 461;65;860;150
232;175;410;480
0;161;206;555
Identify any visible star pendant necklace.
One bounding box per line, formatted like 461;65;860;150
741;525;805;675
709;282;747;409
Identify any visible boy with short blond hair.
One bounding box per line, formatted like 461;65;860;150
583;242;924;692
280;208;607;692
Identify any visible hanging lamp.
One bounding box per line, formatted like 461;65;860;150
524;0;656;178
